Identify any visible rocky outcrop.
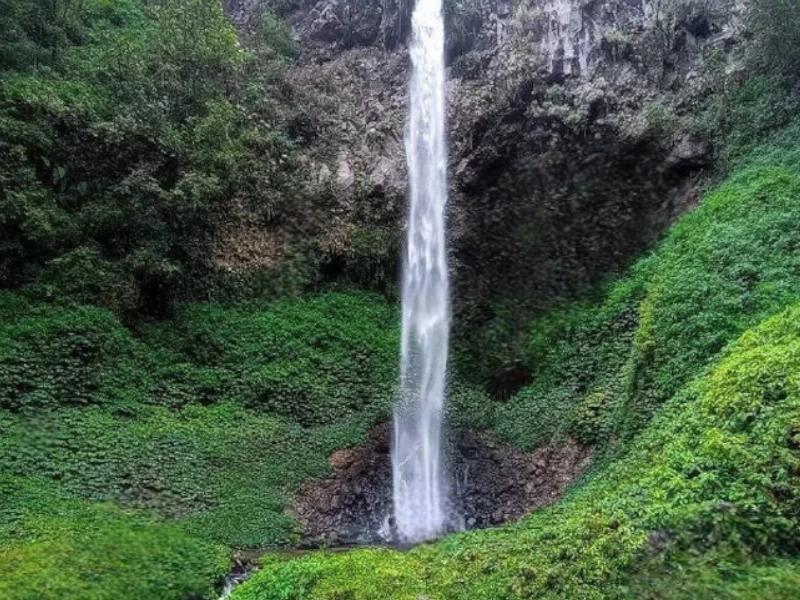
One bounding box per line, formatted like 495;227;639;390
286;423;593;545
223;0;750;355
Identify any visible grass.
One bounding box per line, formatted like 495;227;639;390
0;476;229;600
231;302;800;599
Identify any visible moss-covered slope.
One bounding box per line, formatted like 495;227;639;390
229;127;800;599
0;292;401;598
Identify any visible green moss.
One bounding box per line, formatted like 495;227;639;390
0;476;229;600
233;304;800;599
628;554;800;600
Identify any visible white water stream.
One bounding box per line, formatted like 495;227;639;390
391;0;455;544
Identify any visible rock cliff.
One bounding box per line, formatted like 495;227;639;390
224;0;748;345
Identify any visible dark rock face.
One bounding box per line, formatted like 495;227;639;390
455;429;592;527
286;423;593;545
222;0;751;364
287;424;393;545
487;363;533;400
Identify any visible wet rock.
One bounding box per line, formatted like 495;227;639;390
330;449;358;470
336;153;355;189
287;423;593;544
666;135;711;170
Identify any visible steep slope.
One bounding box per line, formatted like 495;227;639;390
229;123;800;600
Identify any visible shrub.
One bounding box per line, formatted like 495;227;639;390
0;290;399;548
750;0;800;81
259;12;300;59
0;303;146;411
167;292;399;426
0;0;303;315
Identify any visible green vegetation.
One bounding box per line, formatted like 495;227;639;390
0;476;229;600
233;256;800;600
0;292;399;595
229;116;800;598
0;291;398;529
751;0;800;81
0;0;302;318
3;0;800;599
0;291;398;420
452;125;800;451
694;0;800;167
0;3;407;596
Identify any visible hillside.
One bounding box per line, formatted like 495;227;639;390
2;0;800;599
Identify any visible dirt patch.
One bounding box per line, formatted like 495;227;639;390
287;423;593;545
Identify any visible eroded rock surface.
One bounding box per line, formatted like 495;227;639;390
287;423;593;545
221;0;751;349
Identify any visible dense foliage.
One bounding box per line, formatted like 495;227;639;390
0;0;301;318
0;291;401;597
750;0;800;81
0;291;398;530
0;3;406;596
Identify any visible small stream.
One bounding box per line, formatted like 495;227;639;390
219;570;250;599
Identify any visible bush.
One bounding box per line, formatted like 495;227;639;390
697;76;800;166
0;303;146;411
750;0;800;81
259;12;300;59
0;0;303;315
692;0;800;166
165;292;399;426
621;136;800;434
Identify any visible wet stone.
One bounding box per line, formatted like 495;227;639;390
287;423;593;546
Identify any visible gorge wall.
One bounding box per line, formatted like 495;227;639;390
223;0;748;373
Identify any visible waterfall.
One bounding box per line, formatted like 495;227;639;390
392;0;454;544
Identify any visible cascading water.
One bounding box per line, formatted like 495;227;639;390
392;0;454;544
